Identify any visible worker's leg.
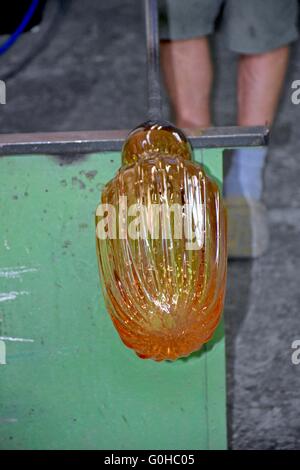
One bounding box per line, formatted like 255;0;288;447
160;38;212;128
158;0;223;128
222;0;298;200
237;47;290;128
221;0;298;257
224;46;290;199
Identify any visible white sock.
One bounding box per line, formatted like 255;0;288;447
224;147;268;200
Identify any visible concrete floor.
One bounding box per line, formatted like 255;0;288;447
1;0;300;449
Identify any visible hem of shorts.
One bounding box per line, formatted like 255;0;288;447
159;26;214;42
225;32;299;55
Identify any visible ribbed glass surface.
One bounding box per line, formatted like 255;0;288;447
96;121;227;361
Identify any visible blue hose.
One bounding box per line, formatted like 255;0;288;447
0;0;40;55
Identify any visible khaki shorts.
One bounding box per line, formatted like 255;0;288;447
159;0;299;53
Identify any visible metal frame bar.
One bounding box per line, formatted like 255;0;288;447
144;0;162;120
0;126;269;156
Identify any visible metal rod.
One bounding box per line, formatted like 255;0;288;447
144;0;162;120
0;126;269;156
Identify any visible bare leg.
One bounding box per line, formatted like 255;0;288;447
238;46;290;126
225;46;291;257
160;37;213;128
225;45;291;199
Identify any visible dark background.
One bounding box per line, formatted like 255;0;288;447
0;1;47;35
0;0;300;449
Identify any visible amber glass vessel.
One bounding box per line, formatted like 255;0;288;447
96;121;227;361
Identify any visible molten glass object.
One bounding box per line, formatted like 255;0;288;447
96;121;227;361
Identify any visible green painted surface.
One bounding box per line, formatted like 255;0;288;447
0;148;227;450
